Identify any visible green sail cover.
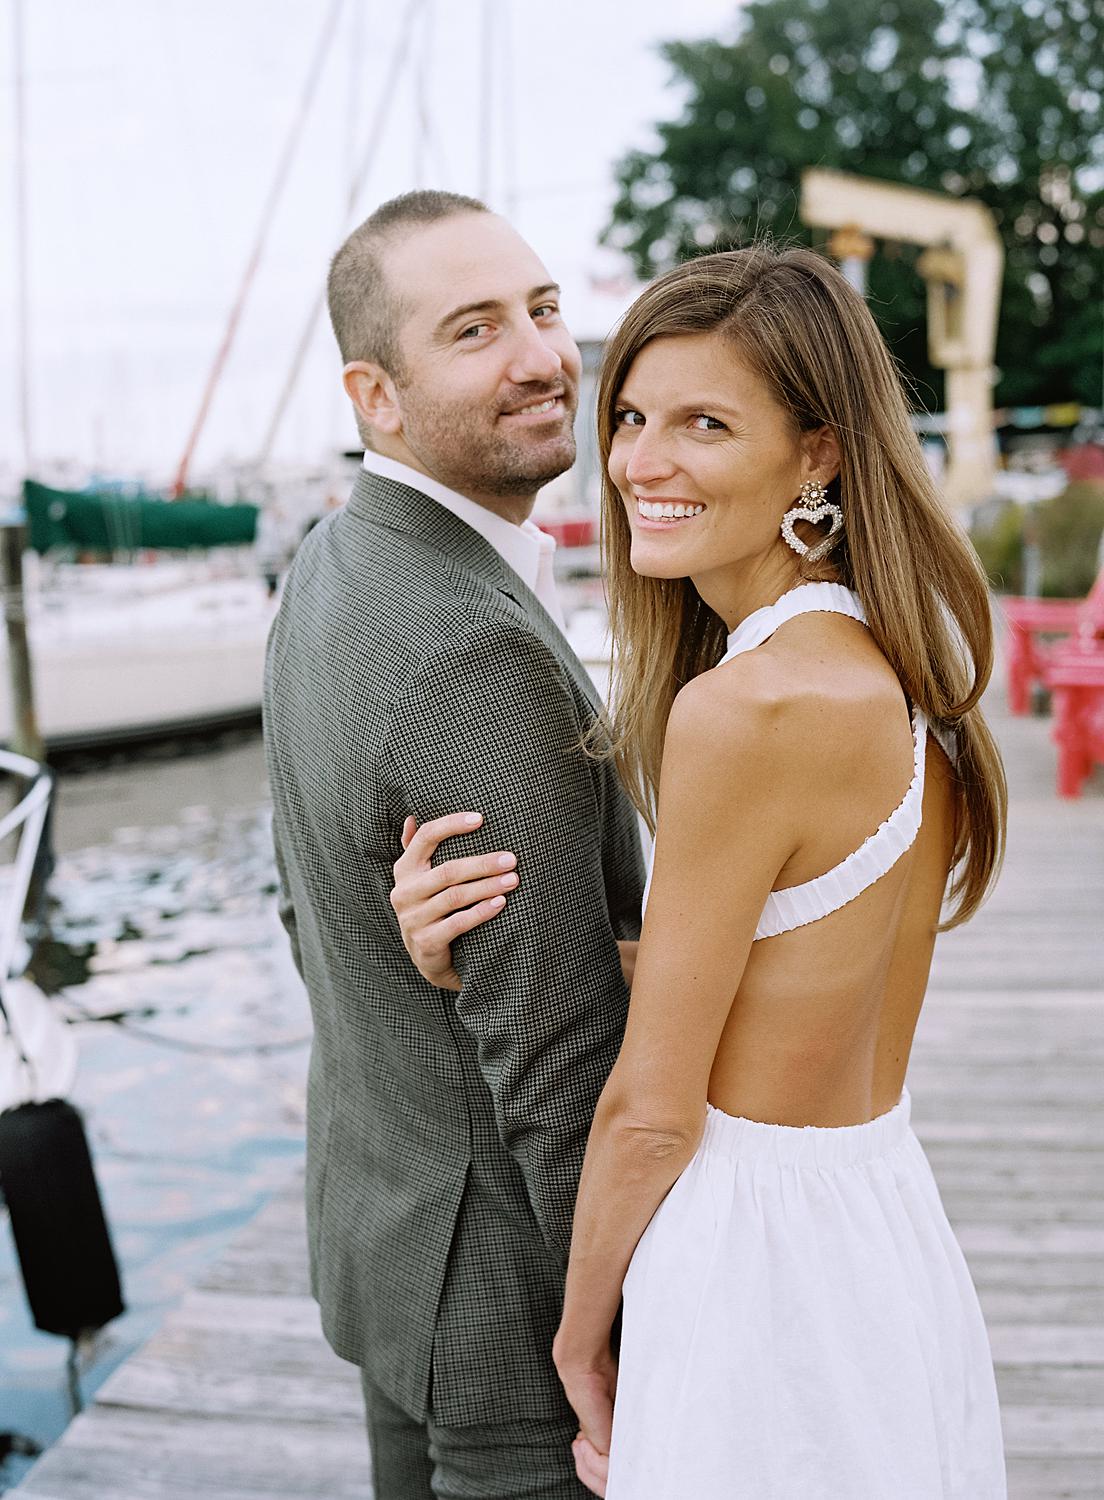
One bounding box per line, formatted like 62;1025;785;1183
23;480;259;554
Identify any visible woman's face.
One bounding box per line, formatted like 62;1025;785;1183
608;330;828;593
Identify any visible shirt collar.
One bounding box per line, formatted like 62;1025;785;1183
360;451;553;596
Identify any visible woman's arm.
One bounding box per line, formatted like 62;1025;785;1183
552;667;802;1464
390;815;639;991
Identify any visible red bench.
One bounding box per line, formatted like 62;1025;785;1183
536;516;598;549
1003;569;1104;715
1050;644;1104;797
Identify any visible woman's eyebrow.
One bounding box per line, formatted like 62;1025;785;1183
616;393;744;416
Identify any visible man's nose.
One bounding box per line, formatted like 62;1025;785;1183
505;320;563;386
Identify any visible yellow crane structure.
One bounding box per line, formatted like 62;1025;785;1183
800;167;1004;509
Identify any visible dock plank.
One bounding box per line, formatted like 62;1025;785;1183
16;1405;370;1499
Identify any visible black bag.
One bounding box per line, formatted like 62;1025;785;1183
0;1097;124;1338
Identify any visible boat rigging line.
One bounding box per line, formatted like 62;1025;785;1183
170;0;347;498
255;0;429;468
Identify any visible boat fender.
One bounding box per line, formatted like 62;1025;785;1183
0;1098;124;1339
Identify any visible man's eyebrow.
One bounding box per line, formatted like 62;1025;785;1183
434;283;561;336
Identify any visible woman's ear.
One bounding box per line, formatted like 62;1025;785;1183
802;425;841;487
343;361;403;439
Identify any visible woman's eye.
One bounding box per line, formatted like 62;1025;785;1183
691;413;726;431
614;408;644;427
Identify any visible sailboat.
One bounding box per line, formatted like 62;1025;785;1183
3;0;320;751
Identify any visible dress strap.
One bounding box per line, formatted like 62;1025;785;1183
640;583;931;935
717;583;930;941
720;582;868;664
755;704;928;939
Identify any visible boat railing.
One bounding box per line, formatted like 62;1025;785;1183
0;747;52;983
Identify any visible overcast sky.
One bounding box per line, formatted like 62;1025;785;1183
0;0;746;485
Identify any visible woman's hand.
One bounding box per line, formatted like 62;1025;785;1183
553;1337;617;1497
572;1435;610;1498
615;939;638;990
389;813;517;991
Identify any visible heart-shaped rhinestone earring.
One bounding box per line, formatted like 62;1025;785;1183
780;479;844;562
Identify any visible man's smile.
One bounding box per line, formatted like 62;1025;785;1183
499;392;567;423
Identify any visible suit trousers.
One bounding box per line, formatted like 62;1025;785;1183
361;1372;590;1500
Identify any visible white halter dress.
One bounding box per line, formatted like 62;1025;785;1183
606;584;1006;1500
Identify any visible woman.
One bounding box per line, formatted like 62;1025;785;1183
390;245;1008;1498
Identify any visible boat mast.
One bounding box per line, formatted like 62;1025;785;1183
412;1;433;187
478;0;494;201
4;0;43;766
13;0;33;473
500;0;517;219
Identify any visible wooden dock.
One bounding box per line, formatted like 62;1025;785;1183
11;689;1103;1499
914;697;1104;1498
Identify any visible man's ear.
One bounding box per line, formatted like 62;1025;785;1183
802;424;841;488
343;361;402;439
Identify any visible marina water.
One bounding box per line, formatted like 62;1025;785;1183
0;729;308;1491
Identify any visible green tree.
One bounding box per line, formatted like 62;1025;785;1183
604;0;1104;409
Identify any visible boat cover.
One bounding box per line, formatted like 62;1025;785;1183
23;480;259;554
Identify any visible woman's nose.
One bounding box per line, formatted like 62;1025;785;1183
623;430;676;486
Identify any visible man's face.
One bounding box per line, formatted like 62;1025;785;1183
381;214;581;502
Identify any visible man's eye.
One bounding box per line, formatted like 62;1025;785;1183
691;414;726;431
459;323;491;340
614;408;644;427
532;304;559;320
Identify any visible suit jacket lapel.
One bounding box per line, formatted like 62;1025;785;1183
344;471;605;719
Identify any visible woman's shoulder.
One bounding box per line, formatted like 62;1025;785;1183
667;616;907;779
663;651;804;795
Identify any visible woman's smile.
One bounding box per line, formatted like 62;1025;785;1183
634;498;708;528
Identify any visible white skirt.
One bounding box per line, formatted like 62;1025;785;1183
606;1090;1006;1500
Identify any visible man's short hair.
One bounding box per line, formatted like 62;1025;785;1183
327;189;489;381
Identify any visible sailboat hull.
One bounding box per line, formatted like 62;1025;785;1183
0;572;277;749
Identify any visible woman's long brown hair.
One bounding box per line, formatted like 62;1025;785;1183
596;244;1006;928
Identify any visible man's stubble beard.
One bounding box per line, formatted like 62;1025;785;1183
397;382;579;500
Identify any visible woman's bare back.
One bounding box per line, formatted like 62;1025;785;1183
703;609;958;1128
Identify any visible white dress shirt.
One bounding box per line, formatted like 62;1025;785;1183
361;452;567;632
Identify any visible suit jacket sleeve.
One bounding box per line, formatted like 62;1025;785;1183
382;617;631;1259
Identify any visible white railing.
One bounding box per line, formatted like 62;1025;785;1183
0;747;51;981
0;750;75;1110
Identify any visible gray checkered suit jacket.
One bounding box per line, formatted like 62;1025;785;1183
263;471;644;1428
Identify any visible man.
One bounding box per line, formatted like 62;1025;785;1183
263;190;644;1498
